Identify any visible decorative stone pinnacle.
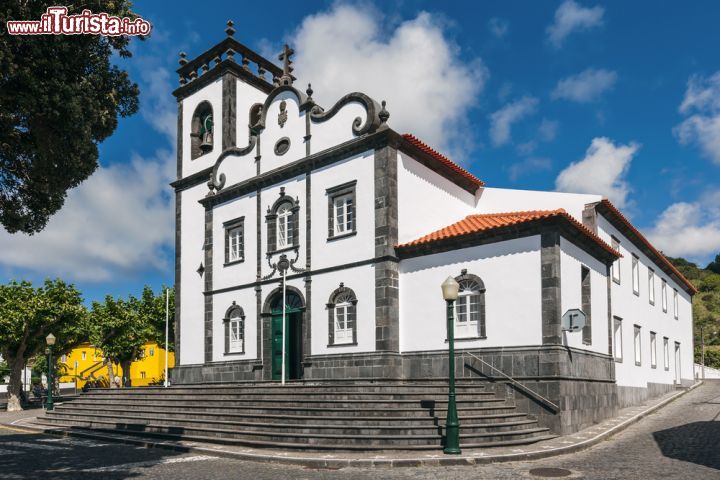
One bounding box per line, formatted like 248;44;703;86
278;44;295;86
379;100;390;124
226;48;236;62
225;20;236;37
306;83;314;100
179;52;187;66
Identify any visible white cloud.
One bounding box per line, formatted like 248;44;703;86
0;150;175;281
488;96;538;147
538;118;559;141
675;71;720;165
555;137;639;208
551;68;617;103
646;191;720;260
488;17;509;38
546;0;604;48
289;4;488;158
508;157;553;182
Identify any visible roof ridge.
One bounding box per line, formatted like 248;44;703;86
401;133;485;187
467;209;564;218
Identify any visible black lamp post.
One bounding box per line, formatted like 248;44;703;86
441;276;461;454
45;333;56;411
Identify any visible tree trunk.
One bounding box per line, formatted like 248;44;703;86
107;362;116;388
120;360;132;387
6;357;25;412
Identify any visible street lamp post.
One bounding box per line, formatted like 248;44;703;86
441;276;461;455
45;333;56;411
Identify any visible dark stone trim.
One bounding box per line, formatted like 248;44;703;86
541;230;562;345
582;202;598;234
224;260;245;267
265;190;300;254
445;336;487;342
223;216;244;265
205;255;399;296
581;265;592;345
327;180;357;239
190;101;214;160
606;265;613;358
274;137;291;156
374;145;400;355
327;342;358;348
174;59;276;100
176;101;183;180
455;271;487;338
204;208;214;363
223;303;246;355
174;188;182;363
304;171;312;368
327;285;359;347
221;74;236;150
613;316;623;363
327;231;357;242
171;165;215;192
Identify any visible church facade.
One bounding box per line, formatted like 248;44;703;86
170;25;696;434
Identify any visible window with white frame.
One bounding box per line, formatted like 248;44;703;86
662;279;668;312
634;325;641;366
613;317;623;361
663;337;670;370
326;181;357;240
327;285;358;346
611;236;621;283
648;268;655;305
632;254;640;296
224;303;245;354
276;203;293;249
673;289;679;319
224;217;244;264
650;332;657;368
455;273;486;339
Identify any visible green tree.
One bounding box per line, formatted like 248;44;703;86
0;279;87;410
0;1;141;233
143;286;175;353
0;359;9;383
707;254;720;275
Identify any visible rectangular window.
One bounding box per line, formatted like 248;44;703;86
632;254;640;296
581;265;592;345
650;332;657;368
613;317;623;362
663;337;670;370
74;361;78;369
327;181;357;240
611;236;621;283
229;318;244;352
673;289;679;319
634;325;642;366
648;268;655;305
140;372;146;379
662;279;668;313
149;347;155;357
334;303;355;344
224;217;244;264
81;352;86;360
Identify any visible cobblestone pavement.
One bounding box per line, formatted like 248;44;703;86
0;381;718;479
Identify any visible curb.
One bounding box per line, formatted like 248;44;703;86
10;382;702;469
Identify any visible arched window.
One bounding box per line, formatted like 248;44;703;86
191;101;214;159
327;284;358;346
455;271;486;339
223;302;245;354
266;189;300;253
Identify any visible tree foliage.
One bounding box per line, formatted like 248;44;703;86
0;1;141;233
707;254;720;275
0;279;87;409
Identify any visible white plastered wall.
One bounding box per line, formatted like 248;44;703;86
595;215;694;387
212;193;258;291
559;237;610;355
477;187;602;221
181;79;223;178
399;236;542;352
211;287;258;362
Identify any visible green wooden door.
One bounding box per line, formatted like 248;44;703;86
271;311;287;381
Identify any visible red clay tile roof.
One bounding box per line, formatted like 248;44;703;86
401;134;485;187
596;199;698;295
397;209;620;259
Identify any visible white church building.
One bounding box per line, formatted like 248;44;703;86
170;25;696;434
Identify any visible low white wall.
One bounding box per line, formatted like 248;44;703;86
695;363;720;380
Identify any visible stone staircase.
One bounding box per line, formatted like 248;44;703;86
33;381;555;450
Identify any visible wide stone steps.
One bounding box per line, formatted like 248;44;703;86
39;382;555;450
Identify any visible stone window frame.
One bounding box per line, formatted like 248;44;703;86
613;316;623;362
633;324;642;367
673;288;679;320
611;236;621;284
648;268;655;306
661;279;668;313
326;284;358;347
266;189;300;255
631;253;640;297
190;101;214;160
663;336;670;371
581;265;592;345
223;216;245;266
452;270;487;341
326;180;357;241
650;331;657;369
223;302;245;355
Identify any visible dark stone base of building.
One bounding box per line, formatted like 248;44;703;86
170;345;681;436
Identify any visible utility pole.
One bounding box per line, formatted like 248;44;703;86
701;325;705;380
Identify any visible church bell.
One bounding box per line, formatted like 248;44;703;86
200;130;213;153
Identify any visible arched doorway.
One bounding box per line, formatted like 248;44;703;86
267;290;304;381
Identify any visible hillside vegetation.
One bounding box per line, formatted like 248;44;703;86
667;254;720;367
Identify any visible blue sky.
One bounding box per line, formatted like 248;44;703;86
2;1;719;304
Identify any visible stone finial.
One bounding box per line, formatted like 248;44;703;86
379;100;390;127
213;55;222;66
258;65;266;79
179;52;188;66
306;83;314;101
201;63;209;74
279;186;285;196
241;55;250;71
278;44;295;86
461;268;467;276
225;20;236;37
226;48;236;62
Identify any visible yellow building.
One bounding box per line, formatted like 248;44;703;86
59;342;175;388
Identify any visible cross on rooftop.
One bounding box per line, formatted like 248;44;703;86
278;44;294;86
